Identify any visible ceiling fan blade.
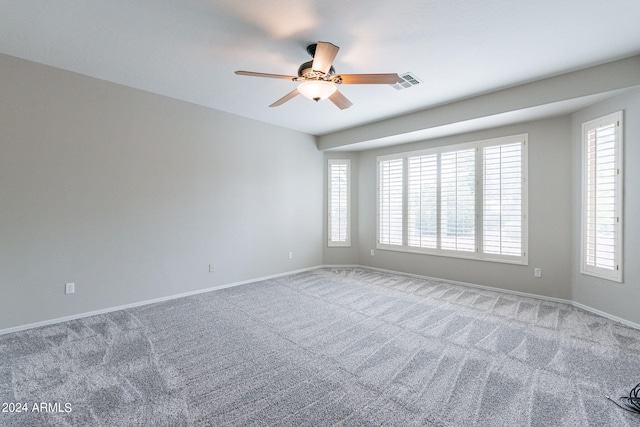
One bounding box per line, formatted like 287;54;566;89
329;90;353;110
337;73;400;84
312;42;339;74
235;70;297;80
269;89;300;107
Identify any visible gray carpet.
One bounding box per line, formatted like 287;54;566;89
1;267;640;426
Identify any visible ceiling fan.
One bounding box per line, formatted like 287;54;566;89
235;41;400;110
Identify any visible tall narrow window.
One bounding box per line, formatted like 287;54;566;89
483;141;524;258
440;148;476;252
581;112;623;282
328;159;350;247
408;154;438;249
378;157;403;246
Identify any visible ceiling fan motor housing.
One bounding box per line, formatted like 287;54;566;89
298;60;335;80
298;43;335;80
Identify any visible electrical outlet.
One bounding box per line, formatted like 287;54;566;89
534;268;542;278
209;264;215;273
65;282;75;295
370;249;375;256
288;252;293;260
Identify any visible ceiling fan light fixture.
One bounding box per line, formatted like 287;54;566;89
297;80;337;102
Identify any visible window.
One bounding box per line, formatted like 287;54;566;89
482;140;526;260
407;153;437;249
377;134;528;264
378;157;403;246
328;159;351;247
440;148;476;252
581;112;623;282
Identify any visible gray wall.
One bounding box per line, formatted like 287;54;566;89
0;54;324;330
571;88;640;325
326;117;574;300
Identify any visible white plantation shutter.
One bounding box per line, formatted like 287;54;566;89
582;112;623;282
483;142;523;257
408;154;438;248
440;149;475;252
328;159;350;246
379;157;403;246
376;135;528;264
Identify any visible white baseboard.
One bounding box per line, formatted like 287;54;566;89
2;263;638;335
570;300;640;330
0;265;323;336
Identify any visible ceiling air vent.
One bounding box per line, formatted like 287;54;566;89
391;72;422;91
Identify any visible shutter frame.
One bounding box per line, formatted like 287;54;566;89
328;159;351;247
581;111;623;282
378;156;404;247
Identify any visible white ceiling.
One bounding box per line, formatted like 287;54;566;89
1;0;640;138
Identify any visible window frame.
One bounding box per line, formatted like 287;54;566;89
377;156;404;247
580;111;623;282
376;134;528;265
480;136;529;264
328;158;351;247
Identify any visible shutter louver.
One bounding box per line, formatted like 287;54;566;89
408;154;438;248
328;160;350;246
440;149;475;252
585;123;617;270
379;158;403;246
483;142;523;257
581;111;622;282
